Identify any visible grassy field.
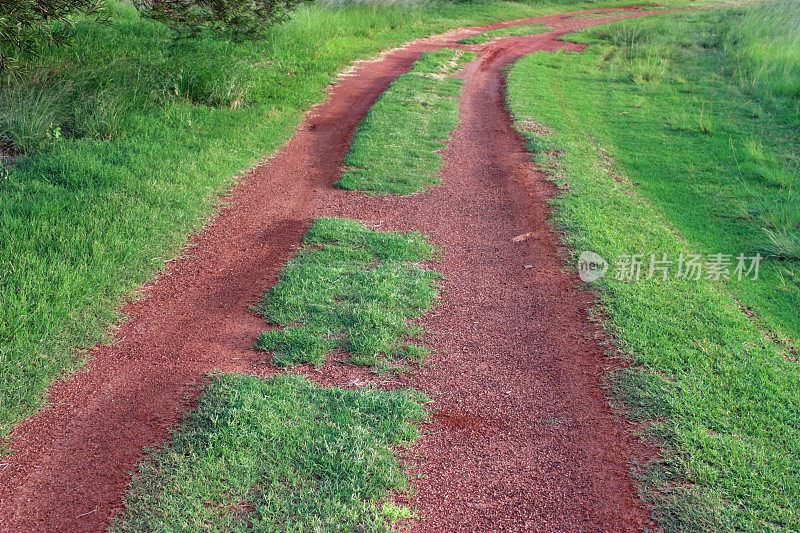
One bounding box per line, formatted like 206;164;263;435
257;218;440;369
506;1;800;529
458;23;549;44
337;48;474;194
112;374;426;531
0;0;704;440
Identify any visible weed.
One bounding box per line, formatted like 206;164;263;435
698;99;713;133
762;229;800;261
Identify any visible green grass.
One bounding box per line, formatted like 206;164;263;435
506;3;800;529
458;23;549;45
568;9;628;19
719;0;800;121
336;48;475;194
0;0;712;440
112;373;426;532
256;218;440;368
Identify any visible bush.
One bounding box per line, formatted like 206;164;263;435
134;0;311;40
0;0;106;72
0;0;309;74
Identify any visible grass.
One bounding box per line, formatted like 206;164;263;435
336;48;475;194
568;9;628;19
458;23;550;45
506;2;800;529
0;0;712;440
719;0;800;121
256;218;440;368
112;373;427;531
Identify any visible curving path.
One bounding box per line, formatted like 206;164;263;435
0;6;727;531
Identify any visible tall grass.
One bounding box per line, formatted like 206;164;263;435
719;0;800;261
722;0;800;260
720;0;800;120
0;1;439;150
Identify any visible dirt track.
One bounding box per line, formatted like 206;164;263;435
0;7;701;531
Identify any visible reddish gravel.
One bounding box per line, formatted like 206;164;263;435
322;15;657;532
0;6;721;531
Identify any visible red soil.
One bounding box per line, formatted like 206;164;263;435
0;6;717;531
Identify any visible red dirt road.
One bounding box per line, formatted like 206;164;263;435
324;17;655;532
0;7;711;531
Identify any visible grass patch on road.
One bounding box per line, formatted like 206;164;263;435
256;218;440;368
458;23;549;45
568;9;628;20
113;373;426;531
507;3;800;530
336;48;475;194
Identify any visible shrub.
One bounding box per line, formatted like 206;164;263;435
0;0;106;72
134;0;310;40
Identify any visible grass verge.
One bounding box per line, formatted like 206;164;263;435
256;218;440;369
458;23;549;45
112;373;426;531
506;3;800;529
336;48;475;194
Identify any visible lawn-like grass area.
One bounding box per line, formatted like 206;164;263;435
336;48;474;194
506;1;800;529
112;373;426;531
0;0;715;439
458;23;549;44
257;218;440;369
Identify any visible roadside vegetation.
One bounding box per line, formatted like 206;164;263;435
0;0;681;439
720;0;800;122
257;218;440;369
113;374;426;531
336;48;474;194
506;1;800;529
0;0;306;75
458;23;549;45
568;8;627;19
0;0;106;72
